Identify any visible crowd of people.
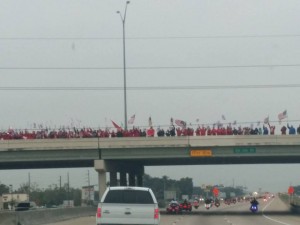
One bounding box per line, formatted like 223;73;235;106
0;122;300;140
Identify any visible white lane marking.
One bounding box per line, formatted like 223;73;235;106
262;198;294;225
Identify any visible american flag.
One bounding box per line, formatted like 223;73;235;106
128;114;135;124
278;110;287;121
175;119;186;128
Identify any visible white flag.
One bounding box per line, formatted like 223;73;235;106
128;114;135;124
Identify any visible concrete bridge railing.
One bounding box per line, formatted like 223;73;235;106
1;135;300;151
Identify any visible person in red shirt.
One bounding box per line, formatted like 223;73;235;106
268;122;275;135
147;127;155;137
176;127;182;136
226;125;233;135
216;127;222;135
211;126;217;135
182;128;188;136
207;126;212;136
188;128;194;136
195;126;201;136
200;126;207;136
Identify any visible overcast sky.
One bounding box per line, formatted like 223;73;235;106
1;0;300;194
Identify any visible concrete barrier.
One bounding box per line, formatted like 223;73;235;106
0;211;17;225
290;203;300;214
0;207;96;225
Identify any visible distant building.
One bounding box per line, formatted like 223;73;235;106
63;200;74;208
1;193;29;210
81;185;95;206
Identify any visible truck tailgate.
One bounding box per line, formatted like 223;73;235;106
100;203;157;224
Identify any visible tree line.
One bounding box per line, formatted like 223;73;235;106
0;174;253;207
0;182;94;207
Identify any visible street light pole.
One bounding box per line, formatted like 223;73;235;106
117;1;130;131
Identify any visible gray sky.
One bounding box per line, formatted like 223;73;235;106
1;0;300;193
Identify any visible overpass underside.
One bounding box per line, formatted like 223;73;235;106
1;145;300;169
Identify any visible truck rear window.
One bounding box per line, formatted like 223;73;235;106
104;190;154;204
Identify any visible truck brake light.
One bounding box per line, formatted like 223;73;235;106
97;207;102;218
154;208;159;219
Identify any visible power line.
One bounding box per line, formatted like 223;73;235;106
0;64;300;70
0;34;300;40
0;84;300;91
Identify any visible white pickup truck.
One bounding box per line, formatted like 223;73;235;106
96;186;160;225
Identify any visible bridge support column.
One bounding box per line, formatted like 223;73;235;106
136;165;144;187
95;160;145;197
109;172;118;186
94;160;107;199
128;173;135;186
120;171;127;186
137;174;143;187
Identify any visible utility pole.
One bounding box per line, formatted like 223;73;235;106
28;172;31;201
67;173;70;207
59;176;62;190
9;184;13;210
87;170;91;205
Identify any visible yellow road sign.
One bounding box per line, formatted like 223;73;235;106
190;150;212;157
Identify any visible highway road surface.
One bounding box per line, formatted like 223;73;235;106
44;196;300;225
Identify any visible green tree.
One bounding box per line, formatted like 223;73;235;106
0;183;9;195
177;177;193;197
143;174;194;201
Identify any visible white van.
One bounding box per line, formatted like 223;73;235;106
96;186;160;225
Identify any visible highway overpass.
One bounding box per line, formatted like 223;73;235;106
1;135;300;196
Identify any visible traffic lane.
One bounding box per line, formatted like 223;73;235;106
222;200;277;225
175;199;295;225
44;216;95;225
44;198;299;225
262;196;300;225
43;210;231;225
43;214;212;225
161;201;256;225
223;197;300;225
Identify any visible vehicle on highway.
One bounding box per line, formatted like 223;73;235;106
179;200;192;212
193;199;200;209
250;198;259;213
250;204;258;213
214;199;220;207
224;198;231;205
204;198;213;210
166;202;181;214
15;201;37;211
96;186;160;225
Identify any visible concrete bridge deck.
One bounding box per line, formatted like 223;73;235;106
1;135;300;169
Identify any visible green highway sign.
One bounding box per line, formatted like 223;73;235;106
233;147;256;154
